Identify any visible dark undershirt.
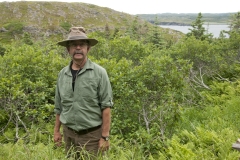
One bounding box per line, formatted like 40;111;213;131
70;67;81;91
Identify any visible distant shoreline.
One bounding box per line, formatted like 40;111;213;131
158;22;190;26
158;22;229;26
139;13;232;25
159;24;230;38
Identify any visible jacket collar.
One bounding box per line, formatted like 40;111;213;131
65;58;94;76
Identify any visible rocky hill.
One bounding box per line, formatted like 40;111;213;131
0;1;146;43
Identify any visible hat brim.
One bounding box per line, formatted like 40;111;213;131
57;38;98;47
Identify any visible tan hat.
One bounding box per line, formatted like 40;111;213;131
57;27;98;47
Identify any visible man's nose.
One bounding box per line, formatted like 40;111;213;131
76;45;82;49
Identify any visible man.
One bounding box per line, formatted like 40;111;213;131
53;27;113;158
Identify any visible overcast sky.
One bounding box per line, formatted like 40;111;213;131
0;0;239;15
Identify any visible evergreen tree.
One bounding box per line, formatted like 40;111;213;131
147;16;165;49
126;16;140;39
22;32;33;45
111;27;120;39
186;12;213;41
104;23;111;39
0;43;6;56
229;12;240;33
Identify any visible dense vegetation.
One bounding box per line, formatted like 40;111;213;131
0;8;240;160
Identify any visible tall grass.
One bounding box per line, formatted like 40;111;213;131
0;136;151;160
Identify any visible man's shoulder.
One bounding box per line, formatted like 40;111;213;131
88;59;106;72
58;65;70;76
60;65;69;72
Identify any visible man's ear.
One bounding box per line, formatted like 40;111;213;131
87;46;91;52
66;47;70;52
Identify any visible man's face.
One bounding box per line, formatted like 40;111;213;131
68;40;90;61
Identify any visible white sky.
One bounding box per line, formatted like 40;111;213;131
0;0;239;15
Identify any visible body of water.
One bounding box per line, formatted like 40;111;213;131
159;24;230;38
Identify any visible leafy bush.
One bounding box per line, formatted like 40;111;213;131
0;41;68;142
0;43;6;56
60;21;71;31
163;128;239;160
3;21;24;35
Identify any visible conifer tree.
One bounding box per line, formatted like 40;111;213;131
22;32;33;45
112;27;120;39
126;16;140;39
147;16;165;49
187;12;213;41
229;12;240;33
105;23;111;39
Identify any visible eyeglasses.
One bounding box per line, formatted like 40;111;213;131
69;42;88;48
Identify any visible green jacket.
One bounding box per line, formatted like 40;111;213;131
54;59;113;131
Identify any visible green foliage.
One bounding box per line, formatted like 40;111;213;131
0;135;157;160
0;43;6;56
109;36;151;64
0;41;68;142
3;21;24;35
22;32;33;45
178;80;240;132
167;30;240;90
88;32;111;60
147;16;166;49
208;35;240;79
90;34;152;65
0;109;8;125
28;122;54;144
164;127;239;160
186;13;213;41
0;140;66;160
201;81;240;105
199;81;240;130
94;54;191;153
0;21;24;43
125;16;146;40
175;81;240;159
170;36;212;68
229;12;240;33
0;12;240;159
60;21;71;31
132;55;190;138
104;23;111;39
94;58;140;137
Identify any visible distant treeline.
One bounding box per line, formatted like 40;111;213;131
137;13;236;25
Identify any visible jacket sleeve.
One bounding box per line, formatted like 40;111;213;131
54;73;62;114
98;69;113;109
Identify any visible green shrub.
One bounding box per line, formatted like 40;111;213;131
3;21;24;35
60;21;71;31
0;43;6;56
164;128;240;160
0;42;68;142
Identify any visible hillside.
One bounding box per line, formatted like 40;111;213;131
0;1;146;43
0;1;138;29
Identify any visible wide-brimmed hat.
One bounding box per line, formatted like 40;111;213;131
57;27;98;47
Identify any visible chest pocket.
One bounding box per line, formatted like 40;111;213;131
77;78;99;98
59;79;74;105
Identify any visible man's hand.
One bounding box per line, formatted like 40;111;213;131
54;132;62;147
99;138;110;151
